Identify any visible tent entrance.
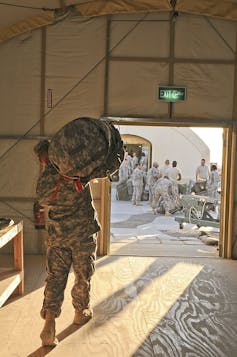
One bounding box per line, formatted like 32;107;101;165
97;119;234;259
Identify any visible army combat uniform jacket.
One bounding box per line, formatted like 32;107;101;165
36;164;100;248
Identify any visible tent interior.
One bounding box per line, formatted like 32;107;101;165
0;0;237;259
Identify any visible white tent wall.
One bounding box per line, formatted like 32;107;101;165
0;6;237;257
117;126;210;180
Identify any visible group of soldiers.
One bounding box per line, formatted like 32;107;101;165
117;152;182;215
117;152;221;216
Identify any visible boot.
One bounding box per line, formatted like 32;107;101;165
40;312;58;346
73;308;93;326
136;201;142;206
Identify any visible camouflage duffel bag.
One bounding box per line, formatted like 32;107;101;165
48;117;124;181
191;181;207;194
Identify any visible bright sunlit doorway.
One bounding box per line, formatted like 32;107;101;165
109;124;223;258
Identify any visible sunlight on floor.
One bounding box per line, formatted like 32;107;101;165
63;260;204;356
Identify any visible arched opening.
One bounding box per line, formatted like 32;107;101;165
122;134;152;172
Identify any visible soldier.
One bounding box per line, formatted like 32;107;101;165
131;152;139;171
140;152;148;172
116;158;130;200
159;159;170;178
207;164;220;198
196;158;210;182
151;176;175;215
118;158;130;184
167;160;182;200
146;161;160;203
34;140;100;346
131;162;144;205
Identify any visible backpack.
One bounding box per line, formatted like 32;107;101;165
48;117;124;182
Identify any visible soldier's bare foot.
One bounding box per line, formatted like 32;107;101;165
73;309;93;326
40;312;58;346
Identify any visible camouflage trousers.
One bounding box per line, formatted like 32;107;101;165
132;184;143;202
152;191;176;213
41;234;97;319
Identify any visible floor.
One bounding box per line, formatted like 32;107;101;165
0;255;237;357
110;188;219;258
1;192;237;356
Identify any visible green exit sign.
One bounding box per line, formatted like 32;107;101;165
158;86;187;102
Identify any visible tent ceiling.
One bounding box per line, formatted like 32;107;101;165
0;0;237;43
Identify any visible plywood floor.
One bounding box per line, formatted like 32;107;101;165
0;254;237;357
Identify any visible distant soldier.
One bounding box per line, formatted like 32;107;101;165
131;152;139;171
116;158;130;200
193;158;210;194
159;159;170;178
118;158;130;184
196;158;210;182
167;160;182;199
131;162;144;205
207;164;220;198
147;161;160;203
140;152;148;172
152;176;175;215
123;146;133;176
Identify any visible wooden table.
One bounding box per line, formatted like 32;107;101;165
0;221;24;307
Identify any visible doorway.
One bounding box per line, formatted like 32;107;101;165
109;124;223;258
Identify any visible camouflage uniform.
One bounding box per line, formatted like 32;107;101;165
131;153;139;170
147;166;160;203
152;177;175;214
207;169;220;198
36;163;100;318
131;165;144;204
118;160;129;184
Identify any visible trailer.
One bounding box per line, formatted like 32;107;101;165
175;194;220;230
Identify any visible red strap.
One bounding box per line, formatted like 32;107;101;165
49;177;84;201
50;178;62;201
74;179;84;192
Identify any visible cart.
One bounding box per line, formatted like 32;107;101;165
175;194;220;229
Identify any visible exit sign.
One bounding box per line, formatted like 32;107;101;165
158;86;187;102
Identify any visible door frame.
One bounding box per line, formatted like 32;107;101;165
99;117;236;259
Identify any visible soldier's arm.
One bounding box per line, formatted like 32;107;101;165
195;167;199;181
36;165;61;205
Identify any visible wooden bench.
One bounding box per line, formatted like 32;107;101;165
0;221;24;307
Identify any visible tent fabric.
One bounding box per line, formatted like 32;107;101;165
0;0;171;43
44;16;106;134
176;0;237;22
74;0;172;17
0;30;41;136
0;11;54;43
175;16;236;60
1;0;237;44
